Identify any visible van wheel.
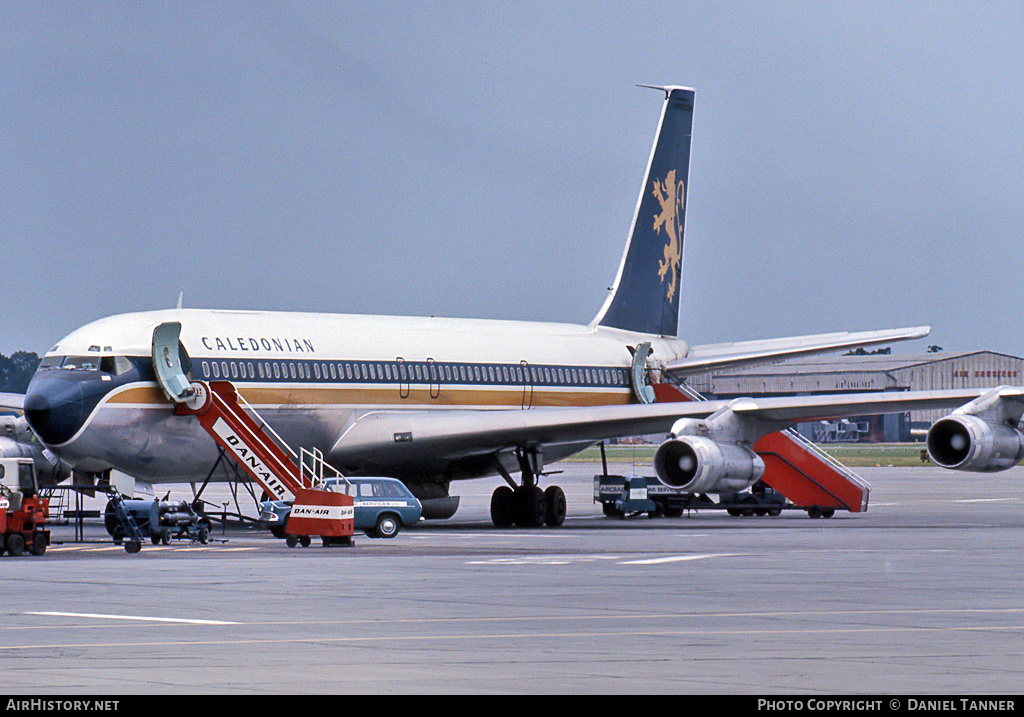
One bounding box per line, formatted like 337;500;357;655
374;514;401;539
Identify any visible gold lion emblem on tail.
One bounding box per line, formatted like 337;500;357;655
652;169;684;302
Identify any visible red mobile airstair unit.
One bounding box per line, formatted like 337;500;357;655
153;322;354;546
652;381;870;516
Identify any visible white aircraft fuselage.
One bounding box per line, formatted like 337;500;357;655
25;308;687;483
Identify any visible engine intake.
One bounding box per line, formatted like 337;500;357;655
926;414;1024;472
653;436;765;494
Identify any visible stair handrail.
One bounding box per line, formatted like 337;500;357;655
230;387;299;462
665;375;870;490
780;427;870;489
299;447;350;491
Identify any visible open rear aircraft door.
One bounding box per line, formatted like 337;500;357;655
630;343;656;404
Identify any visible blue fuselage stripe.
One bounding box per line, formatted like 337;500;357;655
194;357;632;389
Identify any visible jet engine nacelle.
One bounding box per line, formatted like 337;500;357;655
926;414;1024;473
0;417;72;486
653;435;765;494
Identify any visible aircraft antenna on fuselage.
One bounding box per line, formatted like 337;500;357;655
590;85;695;338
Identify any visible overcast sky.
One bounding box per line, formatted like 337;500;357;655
2;2;1022;359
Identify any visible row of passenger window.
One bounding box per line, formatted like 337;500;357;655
198;358;632;388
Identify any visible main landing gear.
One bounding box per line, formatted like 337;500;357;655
489;449;567;528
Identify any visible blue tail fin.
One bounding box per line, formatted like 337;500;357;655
592;86;695;337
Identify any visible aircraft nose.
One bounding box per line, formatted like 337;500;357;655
24;374;85;445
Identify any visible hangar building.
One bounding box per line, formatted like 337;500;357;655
676;351;1024;442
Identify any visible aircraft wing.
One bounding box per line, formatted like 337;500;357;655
0;393;25;413
329;385;992;469
666;326;931;375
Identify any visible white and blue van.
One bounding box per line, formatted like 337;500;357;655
259;476;422;540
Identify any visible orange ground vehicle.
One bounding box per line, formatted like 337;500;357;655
0;457;50;556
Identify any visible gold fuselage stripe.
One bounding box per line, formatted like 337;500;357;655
105;384;633;408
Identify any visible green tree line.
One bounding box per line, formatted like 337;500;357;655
0;352;40;393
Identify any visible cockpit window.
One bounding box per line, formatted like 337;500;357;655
39;355;134;374
59;356;101;371
99;356;134;376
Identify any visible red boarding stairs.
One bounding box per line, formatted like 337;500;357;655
175;381;355;544
652;382;870;514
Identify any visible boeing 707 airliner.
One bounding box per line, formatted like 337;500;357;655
3;87;1022;525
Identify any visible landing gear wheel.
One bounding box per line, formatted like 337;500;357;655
544;486;566;527
515;486;546;527
490;486;515;528
198;525;210;544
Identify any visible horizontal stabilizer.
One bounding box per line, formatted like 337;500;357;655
668;326;931;375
